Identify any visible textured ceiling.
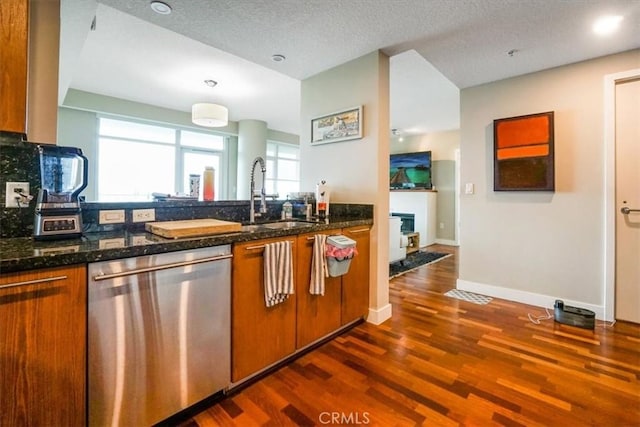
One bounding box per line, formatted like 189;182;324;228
60;0;640;136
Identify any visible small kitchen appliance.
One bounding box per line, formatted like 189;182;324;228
34;145;88;240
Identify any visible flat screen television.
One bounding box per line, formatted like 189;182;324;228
390;151;432;190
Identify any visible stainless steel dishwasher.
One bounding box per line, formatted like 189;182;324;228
88;245;232;427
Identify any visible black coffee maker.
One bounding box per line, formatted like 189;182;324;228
33;145;88;240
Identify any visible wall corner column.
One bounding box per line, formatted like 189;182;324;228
236;119;267;200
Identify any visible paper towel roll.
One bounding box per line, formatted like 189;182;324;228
400;235;409;247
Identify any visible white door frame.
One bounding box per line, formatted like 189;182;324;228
455;148;460;246
603;68;640;322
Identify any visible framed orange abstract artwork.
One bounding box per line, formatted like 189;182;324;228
494;111;555;191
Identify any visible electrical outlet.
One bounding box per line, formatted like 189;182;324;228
99;209;125;224
132;208;155;223
5;182;30;208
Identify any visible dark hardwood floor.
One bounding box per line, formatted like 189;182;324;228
179;245;640;426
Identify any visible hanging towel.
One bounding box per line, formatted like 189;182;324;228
263;241;294;307
309;234;328;295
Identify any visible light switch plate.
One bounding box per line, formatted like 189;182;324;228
465;183;475;195
99;209;125;224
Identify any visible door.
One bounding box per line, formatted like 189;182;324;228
88;246;231;426
0;265;86;426
341;226;371;325
232;237;297;382
615;77;640;323
296;231;342;348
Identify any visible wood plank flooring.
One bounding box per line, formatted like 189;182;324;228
178;245;640;426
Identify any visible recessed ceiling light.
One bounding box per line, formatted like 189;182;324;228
204;79;218;88
593;15;623;36
271;54;286;63
150;1;172;15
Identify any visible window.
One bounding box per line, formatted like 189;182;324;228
97;117;226;201
266;141;300;199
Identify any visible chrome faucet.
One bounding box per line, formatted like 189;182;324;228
249;156;267;224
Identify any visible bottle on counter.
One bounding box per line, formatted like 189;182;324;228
305;202;313;221
282;197;293;219
316;180;329;220
318;197;326;220
188;174;200;198
203;166;215;201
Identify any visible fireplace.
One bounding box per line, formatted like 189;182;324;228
391;212;414;234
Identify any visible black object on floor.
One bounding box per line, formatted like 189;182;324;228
389;251;449;278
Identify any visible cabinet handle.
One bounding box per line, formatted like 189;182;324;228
0;275;68;290
92;254;233;281
346;228;370;234
245;240;295;251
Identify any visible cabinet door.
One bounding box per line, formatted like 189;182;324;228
0;265;86;426
296;230;342;348
232;237;297;382
341;226;371;325
0;0;28;133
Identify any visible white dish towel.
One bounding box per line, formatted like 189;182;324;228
309;234;328;295
263;240;294;307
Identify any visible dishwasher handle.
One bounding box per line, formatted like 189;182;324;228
0;275;68;290
92;253;233;281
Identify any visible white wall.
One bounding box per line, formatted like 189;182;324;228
300;51;391;324
390;129;459;160
390;130;460;242
237;119;267;200
458;49;640;317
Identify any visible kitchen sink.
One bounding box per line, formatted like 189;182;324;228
241;220;314;232
241;224;267;232
264;221;313;230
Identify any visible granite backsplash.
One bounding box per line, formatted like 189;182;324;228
0;135;42;238
81;200;372;233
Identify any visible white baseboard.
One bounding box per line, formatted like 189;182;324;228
456;279;605;319
367;303;392;325
434;239;458;246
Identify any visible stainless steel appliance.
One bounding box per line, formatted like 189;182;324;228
88;245;232;426
33;145;88;240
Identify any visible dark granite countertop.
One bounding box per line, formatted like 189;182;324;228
0;217;373;274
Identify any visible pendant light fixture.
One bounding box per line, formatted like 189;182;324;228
192;80;229;127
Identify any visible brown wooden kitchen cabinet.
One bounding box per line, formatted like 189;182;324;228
0;0;29;134
341;225;371;325
0;265;87;426
232;236;297;382
296;230;342;348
